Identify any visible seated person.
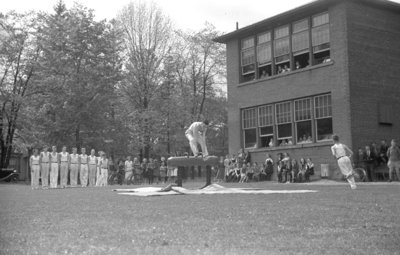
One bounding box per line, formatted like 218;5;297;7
252;162;261;182
246;162;254;181
291;159;299;183
260;70;269;78
297;158;307;182
287;139;293;145
268;138;274;147
295;61;301;70
264;154;274;181
305;158;314;181
239;163;248;183
283;64;290;72
277;66;283;74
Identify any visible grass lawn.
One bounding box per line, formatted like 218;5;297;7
0;181;400;255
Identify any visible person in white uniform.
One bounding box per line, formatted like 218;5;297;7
30;149;41;189
49;146;59;188
40;146;50;189
80;148;89;187
185;120;209;157
69;147;79;187
330;134;357;190
88;149;97;186
59;146;70;188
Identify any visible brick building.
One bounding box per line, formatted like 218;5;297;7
214;0;400;179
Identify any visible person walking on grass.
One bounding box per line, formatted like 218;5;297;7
387;139;400;182
30;148;41;190
330;134;357;190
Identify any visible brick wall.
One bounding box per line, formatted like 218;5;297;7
346;2;400;151
224;3;352;180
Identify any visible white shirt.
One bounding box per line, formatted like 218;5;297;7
331;143;347;158
185;122;206;137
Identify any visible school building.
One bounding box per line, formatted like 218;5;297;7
214;0;400;179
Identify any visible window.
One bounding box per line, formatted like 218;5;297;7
242;108;257;148
276;102;292;146
259;105;274;147
241;37;255;82
274;25;290;74
295;98;313;143
314;94;332;141
312;13;330;64
292;19;310;70
257;32;272;78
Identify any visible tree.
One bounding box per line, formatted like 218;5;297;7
33;2;123;150
117;1;173;159
0;11;41;168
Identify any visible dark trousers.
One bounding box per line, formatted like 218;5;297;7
365;163;375;182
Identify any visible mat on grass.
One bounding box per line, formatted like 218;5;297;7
114;184;318;197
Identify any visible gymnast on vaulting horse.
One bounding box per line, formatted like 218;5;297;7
185;120;209;157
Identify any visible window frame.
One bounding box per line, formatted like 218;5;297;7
241;37;256;75
314;94;333;142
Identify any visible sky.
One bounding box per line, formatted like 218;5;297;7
0;0;328;33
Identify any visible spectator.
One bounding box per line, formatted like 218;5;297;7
247;162;254;181
117;159;125;185
291;159;299;183
306;158;314;180
147;158;155;184
282;153;291;183
133;157;142;184
30;148;41;189
295;61;301;70
355;148;365;168
379;139;389;165
141;158;148;183
239;163;248;183
298;158;307;182
387;139;400;182
252;162;261;182
124;156;133;185
159;160;168;183
224;155;231;181
268;138;274;147
277;160;284;183
363;145;376;182
153;158;160;184
264;153;274;181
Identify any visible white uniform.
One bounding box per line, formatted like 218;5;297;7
88;155;97;186
331;143;356;189
80;154;89;187
70;153;79;187
50;152;59;188
185;122;208;157
40;151;50;188
60;152;69;188
30;155;41;189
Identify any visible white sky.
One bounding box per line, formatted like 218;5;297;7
0;0;344;33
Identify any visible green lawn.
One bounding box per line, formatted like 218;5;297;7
1;181;399;255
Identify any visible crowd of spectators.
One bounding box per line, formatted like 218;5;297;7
222;149;314;184
355;139;400;182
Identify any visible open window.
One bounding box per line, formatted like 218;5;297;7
295;98;313;143
292;19;310;70
242;108;257;148
274;25;291;74
312;13;330;65
257;32;272;78
276;102;293;146
314;94;333;141
241;37;256;82
259;105;274;147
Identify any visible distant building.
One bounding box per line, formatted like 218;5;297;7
214;0;400;179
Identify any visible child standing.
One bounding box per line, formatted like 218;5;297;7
298;158;306;182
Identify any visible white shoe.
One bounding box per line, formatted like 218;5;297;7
351;185;357;190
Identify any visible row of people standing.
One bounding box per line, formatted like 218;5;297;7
355;139;400;182
30;146;110;189
276;153;314;183
119;156;178;185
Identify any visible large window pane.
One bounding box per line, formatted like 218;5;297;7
257;43;272;65
312;13;329;27
292;31;309;53
278;123;292;138
293;19;309;33
243;108;257;128
274;37;290;57
295;98;312;121
316;118;333;141
275;25;289;39
244;129;257;148
276;102;292;124
259;105;274;126
312;24;330;47
315;94;332;118
297;120;312;143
